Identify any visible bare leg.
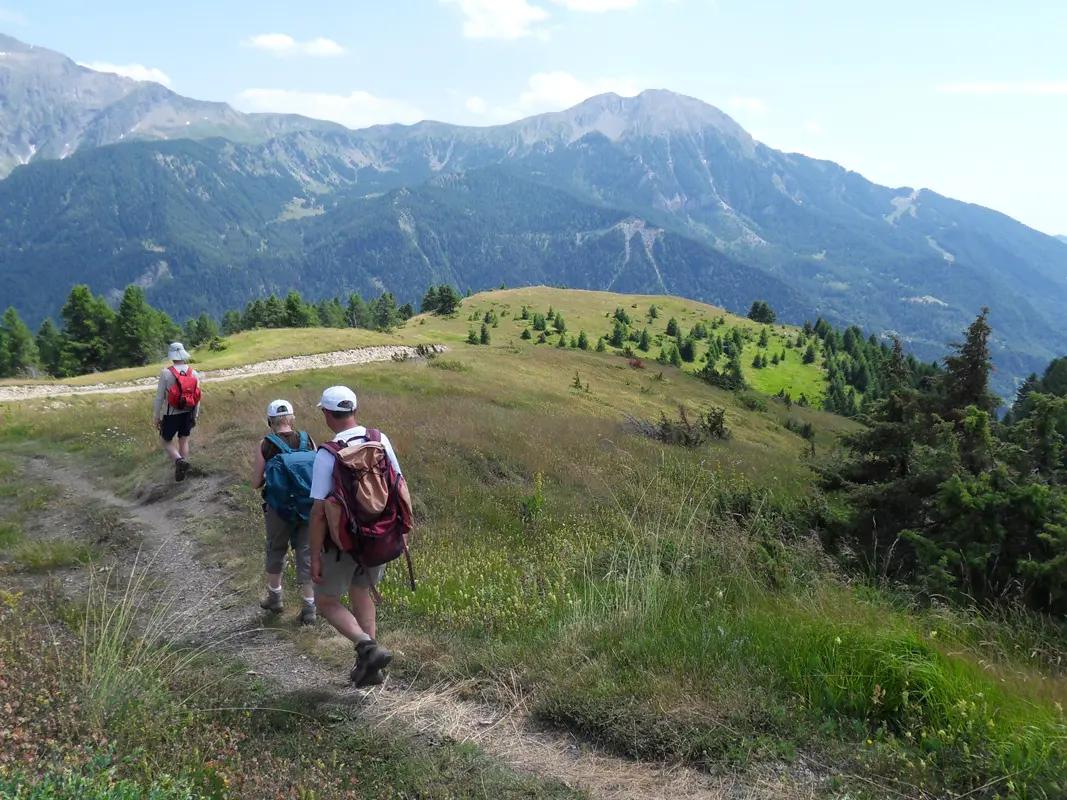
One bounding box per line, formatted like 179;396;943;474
349;585;376;639
162;439;180;460
266;572;282;591
301;583;315;602
317;595;368;644
177;436;190;459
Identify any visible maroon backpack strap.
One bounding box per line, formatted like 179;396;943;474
366;428;382;443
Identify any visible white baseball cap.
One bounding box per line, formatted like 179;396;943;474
168;342;190;361
317;386;358;412
266;399;294;418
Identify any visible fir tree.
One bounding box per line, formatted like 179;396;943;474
520;328;532;340
0;307;38;377
666;317;679;337
610;319;627;348
758;327;769;348
595;337;607;353
638;328;651;351
421;285;440;314
221;310;243;336
467;329;479;344
346;294;370;328
36;318;64;377
577;330;590;350
111;287;160;367
803;343;817;364
436;285;462;315
480;323;491;345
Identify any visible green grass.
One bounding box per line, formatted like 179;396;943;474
2;290;1065;796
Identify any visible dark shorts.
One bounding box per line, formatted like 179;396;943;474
160;412;194;442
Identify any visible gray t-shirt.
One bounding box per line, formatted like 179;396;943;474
153;364;201;421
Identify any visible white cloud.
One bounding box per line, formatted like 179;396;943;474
79;61;173;87
518;71;641;110
729;96;767;114
804;120;822;134
440;0;550;40
234;88;422;129
550;0;638;10
245;33;345;57
466;95;488;114
0;7;28;25
936;81;1067;95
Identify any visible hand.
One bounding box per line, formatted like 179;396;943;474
154;419;162;431
310;553;323;585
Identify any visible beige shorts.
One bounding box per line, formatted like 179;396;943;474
315;548;386;599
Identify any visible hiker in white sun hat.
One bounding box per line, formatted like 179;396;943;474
251;398;318;625
153;342;201;482
309;384;408;688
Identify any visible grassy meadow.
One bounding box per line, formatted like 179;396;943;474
2;288;1066;798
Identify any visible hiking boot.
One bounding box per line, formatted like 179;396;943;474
299;602;317;626
360;669;385;687
175;458;190;482
259;588;283;614
350;639;392;687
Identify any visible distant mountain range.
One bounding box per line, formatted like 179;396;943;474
1;32;1064;395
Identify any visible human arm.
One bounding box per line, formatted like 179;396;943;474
153;370;168;425
380;432;402;476
192;370;201;421
251;443;267;490
309;499;326;584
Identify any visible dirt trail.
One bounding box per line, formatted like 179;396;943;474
0;345;447;404
31;460;818;800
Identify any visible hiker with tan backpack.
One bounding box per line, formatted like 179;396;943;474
153;342;201;482
309;385;416;687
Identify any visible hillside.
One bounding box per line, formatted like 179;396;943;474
2;284;1066;797
0;34;1065;394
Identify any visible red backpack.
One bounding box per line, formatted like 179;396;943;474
320;429;416;597
166;366;201;411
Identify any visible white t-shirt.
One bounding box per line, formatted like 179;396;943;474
310;426;402;501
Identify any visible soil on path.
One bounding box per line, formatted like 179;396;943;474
0;345;447;404
27;458;820;800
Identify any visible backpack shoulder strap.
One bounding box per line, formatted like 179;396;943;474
319;440;344;455
366;428;382;443
297;431;310;451
168;365;181;380
265;434;291;455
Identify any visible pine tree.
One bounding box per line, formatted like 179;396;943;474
610;319;627;348
638;328;651;351
939;307;998;417
803;343;817;364
595;337;606;353
533;313;547;332
371;292;399;331
421;286;440;314
758;327;769;348
263;295;286;328
436;285;461;315
554;314;567;334
556;333;567;348
111;286;159;368
520;328;532;340
480;323;491;345
0;307;38;377
346;294;370;328
520;306;530;320
666;318;679;337
577;330;589;350
284;291;314;328
752;352;763;369
467;329;479;344
670;345;683;367
36;318;64;377
648;304;659;320
680;337;696;363
221;310;243;336
60;285;114;374
243;299;266;331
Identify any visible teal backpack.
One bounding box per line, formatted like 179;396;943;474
263;432;316;521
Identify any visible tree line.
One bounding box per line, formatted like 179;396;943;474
823;309;1067;616
0;283;468;379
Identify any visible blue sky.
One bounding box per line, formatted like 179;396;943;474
3;0;1065;234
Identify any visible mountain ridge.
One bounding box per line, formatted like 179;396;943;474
0;32;1064;396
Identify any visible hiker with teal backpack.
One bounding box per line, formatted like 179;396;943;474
251;399;318;625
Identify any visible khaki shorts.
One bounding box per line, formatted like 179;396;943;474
263;505;311;584
315;548;386;599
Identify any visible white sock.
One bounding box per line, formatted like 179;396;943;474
268;586;281;594
303;597;315;605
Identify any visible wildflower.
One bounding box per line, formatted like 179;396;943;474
834;636;842;645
